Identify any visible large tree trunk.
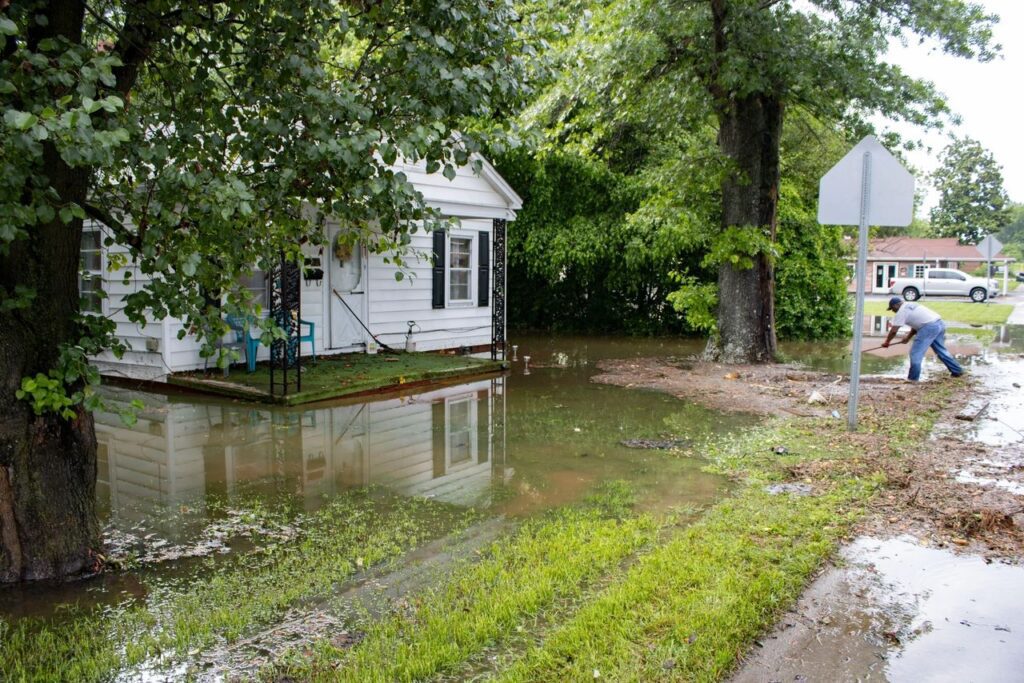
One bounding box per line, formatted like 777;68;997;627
710;93;783;363
0;171;101;583
0;0;101;583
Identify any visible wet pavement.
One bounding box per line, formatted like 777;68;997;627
732;536;1024;683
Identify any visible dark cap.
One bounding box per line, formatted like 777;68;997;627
887;296;902;312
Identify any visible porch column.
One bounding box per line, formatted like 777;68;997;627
1003;260;1009;296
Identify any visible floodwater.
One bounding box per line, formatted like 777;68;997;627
732;536;1024;683
0;336;754;623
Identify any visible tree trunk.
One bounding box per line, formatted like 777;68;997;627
0;0;101;583
0;182;101;583
710;93;783;363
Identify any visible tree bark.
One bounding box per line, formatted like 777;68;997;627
0;0;102;583
710;92;783;363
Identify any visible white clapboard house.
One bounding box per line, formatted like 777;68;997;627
83;156;521;381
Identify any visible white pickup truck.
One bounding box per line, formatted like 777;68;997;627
888;268;999;302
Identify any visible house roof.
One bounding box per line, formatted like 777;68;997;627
866;237;1011;261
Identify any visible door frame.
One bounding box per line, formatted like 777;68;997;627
873;262;897;291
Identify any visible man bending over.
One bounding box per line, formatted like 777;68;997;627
881;297;964;381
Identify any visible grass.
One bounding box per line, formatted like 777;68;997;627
0;490;475;682
274;482;660;682
863;299;1013;325
268;385;955;682
168;352;506;405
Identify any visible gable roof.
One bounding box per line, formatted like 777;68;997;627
867;237;1010;261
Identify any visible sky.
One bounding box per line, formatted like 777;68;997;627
882;0;1024;209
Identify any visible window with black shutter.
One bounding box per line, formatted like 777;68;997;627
432;229;446;309
478;232;489;307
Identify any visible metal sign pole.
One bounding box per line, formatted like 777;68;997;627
986;239;993;304
848;151;872;431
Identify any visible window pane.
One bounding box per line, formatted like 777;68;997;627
450;270;470;300
448;399;473;464
80;274;102;313
450;238;471;268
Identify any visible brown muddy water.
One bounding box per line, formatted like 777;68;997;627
0;336;755;624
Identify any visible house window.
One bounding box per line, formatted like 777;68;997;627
445;395;477;466
80;229;103;313
913;264;926;278
448;236;473;303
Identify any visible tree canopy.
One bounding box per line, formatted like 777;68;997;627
929;136;1011;244
514;0;998;359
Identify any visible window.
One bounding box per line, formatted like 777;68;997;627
913;264;926;278
445;396;477;466
80;229;103;313
448;236;473;303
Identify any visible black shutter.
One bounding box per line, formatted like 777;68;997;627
432;229;446;309
478;231;490;307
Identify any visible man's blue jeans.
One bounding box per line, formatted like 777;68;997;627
908;319;963;381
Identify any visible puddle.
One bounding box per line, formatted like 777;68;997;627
732;536;1024;683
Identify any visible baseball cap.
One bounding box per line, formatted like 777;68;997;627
887;296;902;312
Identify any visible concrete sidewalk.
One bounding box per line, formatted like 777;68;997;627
1005;287;1024;324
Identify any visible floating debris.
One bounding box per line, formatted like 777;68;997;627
619;438;689;450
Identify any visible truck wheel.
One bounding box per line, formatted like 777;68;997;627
970;287;986;302
902;287;919;301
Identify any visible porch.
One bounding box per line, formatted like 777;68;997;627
168;352;507;406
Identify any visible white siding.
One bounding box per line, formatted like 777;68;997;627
88;156;517;377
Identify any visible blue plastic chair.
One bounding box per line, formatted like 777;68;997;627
225;314;262;372
298;318;315;362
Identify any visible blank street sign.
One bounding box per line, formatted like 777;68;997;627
818;136;914;227
978;234;1003;259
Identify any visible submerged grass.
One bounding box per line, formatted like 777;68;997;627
0;490;474;682
274;482;660;682
272;384;953;682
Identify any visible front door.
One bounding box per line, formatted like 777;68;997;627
874;263;896;291
328;231;367;350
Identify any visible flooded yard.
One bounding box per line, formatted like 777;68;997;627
3;326;1020;681
0;336;754;679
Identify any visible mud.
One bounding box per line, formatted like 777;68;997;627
591;357;916;417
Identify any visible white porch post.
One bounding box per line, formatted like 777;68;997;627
1003;260;1009;295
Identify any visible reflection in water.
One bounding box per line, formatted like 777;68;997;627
95;379;503;541
91;336;751;547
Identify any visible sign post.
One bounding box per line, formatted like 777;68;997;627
977;234;1003;300
819;136;914;431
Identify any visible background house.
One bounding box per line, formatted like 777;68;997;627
83;157;521;381
847;236;1015;294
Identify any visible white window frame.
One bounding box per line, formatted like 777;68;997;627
444;394;478;469
913;264;926;278
80;227;105;314
446;232;475;306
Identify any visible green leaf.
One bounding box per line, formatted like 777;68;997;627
5;110;38;130
0;17;17;36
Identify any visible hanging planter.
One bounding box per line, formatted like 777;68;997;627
333;234;354;265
